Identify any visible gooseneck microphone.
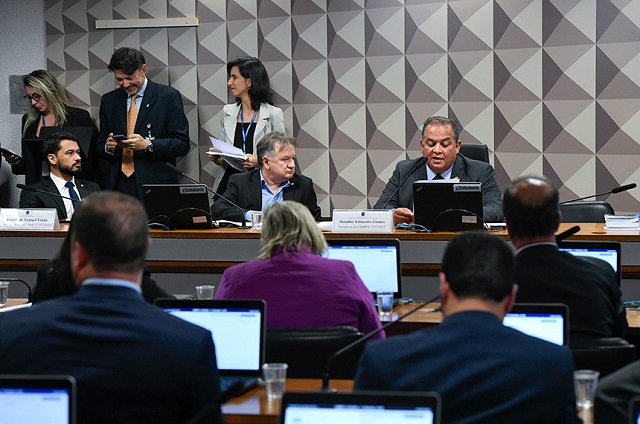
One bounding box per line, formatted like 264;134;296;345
555;225;580;243
17;183;76;202
164;162;248;229
319;293;442;392
380;157;428;210
559;183;636;204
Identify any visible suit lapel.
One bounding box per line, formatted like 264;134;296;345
254;103;268;141
76;180;94;199
224;104;240;144
451;155;467;181
135;80;155;135
283;175;297;201
249;171;263;208
42;178;67;220
116;89;128;134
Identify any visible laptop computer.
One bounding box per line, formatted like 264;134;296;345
142;183;212;229
503;303;569;346
280;391;441;424
413;180;484;231
558;240;621;281
154;299;266;396
0;374;76;424
324;238;403;303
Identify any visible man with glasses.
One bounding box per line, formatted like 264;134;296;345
97;47;190;200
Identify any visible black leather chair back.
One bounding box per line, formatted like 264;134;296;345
571;337;637;377
265;326;364;379
459;143;490;163
559;201;614;223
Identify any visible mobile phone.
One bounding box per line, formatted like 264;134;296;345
112;134;127;142
0;147;15;157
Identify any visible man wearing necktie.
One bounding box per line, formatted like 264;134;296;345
374;116;503;225
98;47;190;201
19;131;100;220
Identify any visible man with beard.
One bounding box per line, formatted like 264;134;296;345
19;131;100;220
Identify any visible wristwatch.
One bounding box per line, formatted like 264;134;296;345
145;141;154;154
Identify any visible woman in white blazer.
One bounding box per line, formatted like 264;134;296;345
209;57;285;194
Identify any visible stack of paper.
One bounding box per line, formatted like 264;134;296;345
604;214;640;230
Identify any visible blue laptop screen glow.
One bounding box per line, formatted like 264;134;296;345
558;246;618;273
0;388;70;423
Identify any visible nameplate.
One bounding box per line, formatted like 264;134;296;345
332;209;394;233
0;208;60;230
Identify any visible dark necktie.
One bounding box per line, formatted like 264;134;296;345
433;174;444;180
65;181;80;208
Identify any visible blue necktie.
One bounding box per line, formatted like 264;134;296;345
65;181;80;208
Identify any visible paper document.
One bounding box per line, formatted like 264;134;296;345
208;136;248;171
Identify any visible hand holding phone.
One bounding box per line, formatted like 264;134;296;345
112;134;127;142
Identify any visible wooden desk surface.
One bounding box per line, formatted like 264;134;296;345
222;379;353;424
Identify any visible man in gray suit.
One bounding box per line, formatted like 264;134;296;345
374;116;502;225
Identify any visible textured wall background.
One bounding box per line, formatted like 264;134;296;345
40;0;640;215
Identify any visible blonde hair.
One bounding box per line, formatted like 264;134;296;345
22;70;74;136
258;201;327;259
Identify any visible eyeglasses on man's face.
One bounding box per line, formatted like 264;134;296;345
24;93;42;102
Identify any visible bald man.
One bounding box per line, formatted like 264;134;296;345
503;175;627;344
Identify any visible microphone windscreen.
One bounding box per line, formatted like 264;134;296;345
611;183;637;194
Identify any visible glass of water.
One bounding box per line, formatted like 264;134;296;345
0;281;9;307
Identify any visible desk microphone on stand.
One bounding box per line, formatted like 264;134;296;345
380;157;428;210
164;162;248;229
17;183;76;202
559;183;636;204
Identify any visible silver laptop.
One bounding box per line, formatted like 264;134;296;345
155;299;266;395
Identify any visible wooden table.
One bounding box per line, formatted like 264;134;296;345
222;379;353;424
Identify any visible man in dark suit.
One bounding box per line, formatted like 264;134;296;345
19;131;99;220
98;47;190;200
374;116;502;224
0;192;223;424
504;175;627;343
354;232;579;423
211;131;322;222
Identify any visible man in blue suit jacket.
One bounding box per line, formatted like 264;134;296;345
211;132;322;222
98;47;190;200
374;116;502;224
354;232;580;424
0;192;223;424
19;131;100;220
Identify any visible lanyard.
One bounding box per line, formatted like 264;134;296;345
240;106;258;153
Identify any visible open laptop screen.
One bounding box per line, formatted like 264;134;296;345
0;375;76;424
155;299;265;377
324;239;402;299
558;241;620;280
280;391;440;424
503;303;569;346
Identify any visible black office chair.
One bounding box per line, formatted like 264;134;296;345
459;143;490;163
559;201;614;223
571;337;637;377
265;326;364;379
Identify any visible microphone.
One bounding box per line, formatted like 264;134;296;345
319;293;442;392
164;162;248;229
559;183;636;204
555;225;580;243
380;157;428;210
17;183;76;202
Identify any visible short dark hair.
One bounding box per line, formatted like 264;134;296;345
228;56;273;109
108;47;146;75
256;132;297;168
503;175;560;239
442;232;514;302
421;116;460;141
70;192;149;273
43;131;79;157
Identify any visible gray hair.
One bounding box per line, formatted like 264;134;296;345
421;116;460;141
258;201;327;259
256;132;297;168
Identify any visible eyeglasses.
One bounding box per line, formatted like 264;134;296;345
23;93;42;102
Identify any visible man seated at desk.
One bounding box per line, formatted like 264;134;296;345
354;232;579;423
19;131;100;220
373;115;502;225
503;175;627;344
211;131;322;222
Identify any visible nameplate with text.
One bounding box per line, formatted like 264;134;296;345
332;209;394;233
0;208;60;230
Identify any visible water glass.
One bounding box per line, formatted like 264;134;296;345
195;285;215;300
262;362;288;399
0;282;8;307
376;289;394;320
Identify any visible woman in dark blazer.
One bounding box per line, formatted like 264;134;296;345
4;70;101;185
